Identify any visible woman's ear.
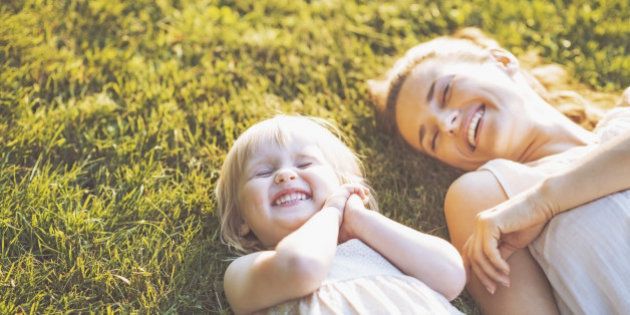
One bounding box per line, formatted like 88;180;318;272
367;79;389;112
238;222;251;237
489;48;519;77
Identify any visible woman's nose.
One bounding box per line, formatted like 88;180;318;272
274;169;297;184
437;109;461;134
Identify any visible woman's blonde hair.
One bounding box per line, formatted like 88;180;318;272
215;115;378;254
367;27;603;134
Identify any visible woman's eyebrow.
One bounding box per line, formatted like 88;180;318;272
426;80;436;103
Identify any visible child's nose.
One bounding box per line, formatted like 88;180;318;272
274;169;297;184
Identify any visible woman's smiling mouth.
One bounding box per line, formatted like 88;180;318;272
467;105;485;150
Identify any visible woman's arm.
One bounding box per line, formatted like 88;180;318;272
467;131;630;288
342;195;466;300
538;130;630;217
445;171;559;314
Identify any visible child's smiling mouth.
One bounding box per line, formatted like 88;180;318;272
272;189;312;207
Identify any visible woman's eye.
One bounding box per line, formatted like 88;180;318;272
431;132;439;151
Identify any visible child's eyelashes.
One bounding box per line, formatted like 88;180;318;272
251;161;313;178
297;162;312;169
255;169;273;177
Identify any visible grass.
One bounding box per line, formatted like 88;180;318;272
1;0;628;313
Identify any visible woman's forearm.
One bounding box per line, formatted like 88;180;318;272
467;132;630;289
539;131;630;217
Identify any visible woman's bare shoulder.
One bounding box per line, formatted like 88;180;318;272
444;170;508;215
443;170;510;249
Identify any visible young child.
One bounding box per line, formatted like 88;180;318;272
215;115;465;314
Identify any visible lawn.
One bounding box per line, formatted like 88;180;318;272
1;0;628;313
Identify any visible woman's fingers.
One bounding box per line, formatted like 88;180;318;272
464;236;496;294
461;238;473;275
463;215;512;295
477;211;511;274
471;264;496;294
481;229;511;276
480;241;511;287
472;228;510;290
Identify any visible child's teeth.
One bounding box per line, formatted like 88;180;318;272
275;192;309;205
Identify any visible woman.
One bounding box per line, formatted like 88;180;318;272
368;28;630;315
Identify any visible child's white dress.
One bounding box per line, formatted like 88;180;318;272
479;107;630;315
264;239;463;314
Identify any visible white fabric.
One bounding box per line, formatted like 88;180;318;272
264;239;463;315
479;107;630;315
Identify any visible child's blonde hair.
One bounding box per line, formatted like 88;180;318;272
215;115;378;254
368;27;604;134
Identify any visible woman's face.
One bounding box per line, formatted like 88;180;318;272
395;55;536;170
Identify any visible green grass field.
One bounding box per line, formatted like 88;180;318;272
1;0;628;313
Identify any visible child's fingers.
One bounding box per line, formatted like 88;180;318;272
356;187;369;201
341;184;369;200
361;188;371;204
357;185;370;199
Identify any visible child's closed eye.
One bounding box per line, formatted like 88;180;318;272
297;162;312;169
255;169;273;177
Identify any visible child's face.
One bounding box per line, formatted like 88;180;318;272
237;136;340;247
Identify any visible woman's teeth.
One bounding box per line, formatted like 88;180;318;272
467;107;484;148
273;192;309;206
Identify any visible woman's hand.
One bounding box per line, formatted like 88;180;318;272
463;185;554;294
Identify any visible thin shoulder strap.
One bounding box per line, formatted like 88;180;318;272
478;159;546;198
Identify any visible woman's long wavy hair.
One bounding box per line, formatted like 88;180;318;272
367;27;616;134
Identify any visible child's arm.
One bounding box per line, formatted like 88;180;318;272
341;195;466;301
224;206;341;314
224;184;367;314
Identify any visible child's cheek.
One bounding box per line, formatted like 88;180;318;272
239;183;268;212
254;194;267;207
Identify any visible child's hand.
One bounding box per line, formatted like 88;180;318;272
322;184;370;218
338;194;370;243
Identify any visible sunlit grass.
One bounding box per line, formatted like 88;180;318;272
1;0;627;313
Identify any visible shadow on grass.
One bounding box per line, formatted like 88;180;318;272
162;219;232;314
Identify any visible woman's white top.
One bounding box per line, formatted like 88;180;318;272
479;107;630;315
264;239;463;315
